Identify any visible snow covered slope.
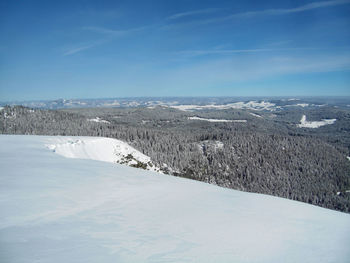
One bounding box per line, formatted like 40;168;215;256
0;135;350;263
45;136;160;172
297;115;336;128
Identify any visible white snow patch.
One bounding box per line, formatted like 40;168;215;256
249;112;262;118
45;136;160;173
297;115;336;128
87;117;110;124
188;116;247;123
286;103;309;107
296;103;309;107
0;106;4;111
0;135;350;263
347;156;350;161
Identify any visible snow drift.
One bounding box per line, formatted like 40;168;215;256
0;135;349;263
45;136;160;172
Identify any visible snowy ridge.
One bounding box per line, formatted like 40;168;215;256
0;135;349;262
188;116;247;123
171;101;277;111
45;136;161;172
297;115;336;128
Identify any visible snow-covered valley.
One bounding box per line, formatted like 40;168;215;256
0;135;350;262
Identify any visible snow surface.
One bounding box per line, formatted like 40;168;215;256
297;115;337;128
285;103;309;107
171;101;277;111
45;136;160;173
1;135;350;263
87;117;111;124
249;112;262;118
188;116;247;123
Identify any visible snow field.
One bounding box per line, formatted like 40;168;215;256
188;116;247;123
0;135;349;263
297;115;336;128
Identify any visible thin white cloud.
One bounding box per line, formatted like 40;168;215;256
83;25;149;36
167;8;221;20
82;26;128;36
158;53;350;87
62;26;147;56
63;43;98;56
110;52;350;96
164;0;350;28
226;0;350;19
178;49;275;57
176;47;326;58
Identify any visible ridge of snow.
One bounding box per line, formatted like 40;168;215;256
45;136;161;173
171;101;277;111
297;115;336;128
0;135;350;262
188;116;247;123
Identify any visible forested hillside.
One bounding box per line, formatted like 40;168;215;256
1;105;350;212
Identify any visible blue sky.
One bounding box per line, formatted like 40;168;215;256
0;0;349;101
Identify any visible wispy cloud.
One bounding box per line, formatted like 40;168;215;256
177;49;276;57
82;26;147;36
176;47;328;58
62;40;107;56
226;0;350;19
164;0;350;28
166;8;221;20
159;52;350;87
63;43;98;56
62;26;147;56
